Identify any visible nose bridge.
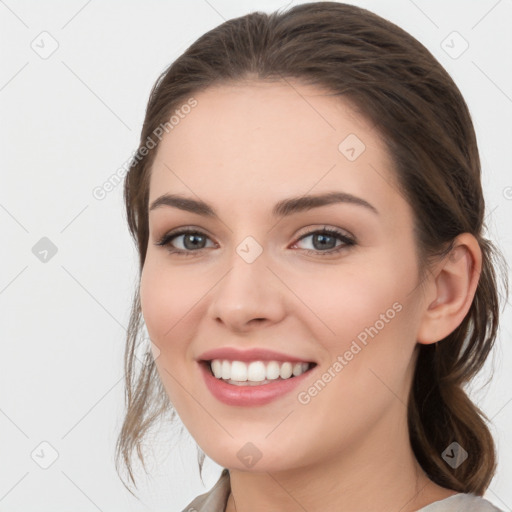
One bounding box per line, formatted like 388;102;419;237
228;238;267;292
208;236;285;330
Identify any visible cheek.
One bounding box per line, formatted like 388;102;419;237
139;259;205;408
325;265;418;397
139;257;201;355
292;249;419;398
292;260;406;345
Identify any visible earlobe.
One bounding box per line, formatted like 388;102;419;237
417;233;482;345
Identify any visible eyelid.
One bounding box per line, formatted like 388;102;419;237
294;225;355;243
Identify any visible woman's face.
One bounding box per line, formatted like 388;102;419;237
140;80;428;472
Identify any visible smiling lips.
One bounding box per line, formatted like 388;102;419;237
198;347;316;385
197;347;317;405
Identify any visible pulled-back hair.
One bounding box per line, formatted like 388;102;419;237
118;1;508;495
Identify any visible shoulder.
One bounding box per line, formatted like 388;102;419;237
180;468;231;512
417;492;503;512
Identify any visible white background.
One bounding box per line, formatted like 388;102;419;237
0;1;511;511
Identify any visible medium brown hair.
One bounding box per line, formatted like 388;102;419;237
117;1;508;496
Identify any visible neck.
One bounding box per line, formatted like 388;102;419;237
225;401;455;512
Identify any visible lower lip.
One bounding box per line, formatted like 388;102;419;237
199;361;315;406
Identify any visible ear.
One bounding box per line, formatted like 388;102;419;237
416;233;482;345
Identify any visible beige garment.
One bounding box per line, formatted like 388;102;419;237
181;468;503;512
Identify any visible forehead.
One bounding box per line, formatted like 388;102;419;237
157;79;378;162
148;80;402;216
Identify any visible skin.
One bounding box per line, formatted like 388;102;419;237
139;80;482;511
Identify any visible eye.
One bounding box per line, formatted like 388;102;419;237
154;226;356;257
292;227;356;256
155;228;216;256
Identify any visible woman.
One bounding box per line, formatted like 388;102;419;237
117;2;508;510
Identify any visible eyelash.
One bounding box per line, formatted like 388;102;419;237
154;226;356;257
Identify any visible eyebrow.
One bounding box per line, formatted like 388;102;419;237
148;191;379;217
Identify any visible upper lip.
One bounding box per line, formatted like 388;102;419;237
197;347;316;364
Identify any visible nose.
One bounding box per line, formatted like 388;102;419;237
207;247;287;333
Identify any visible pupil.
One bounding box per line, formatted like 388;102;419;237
184;234;205;250
314;234;335;250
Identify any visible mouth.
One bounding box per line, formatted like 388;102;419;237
200;359;318;386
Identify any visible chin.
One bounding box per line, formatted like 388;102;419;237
201;441;309;474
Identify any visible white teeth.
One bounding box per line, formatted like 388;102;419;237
293;362;305;376
208;359;311;383
247;361;266;381
231;360;248;381
266;361;281;380
221;360;231;380
280;362;293;379
211;359;222;378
